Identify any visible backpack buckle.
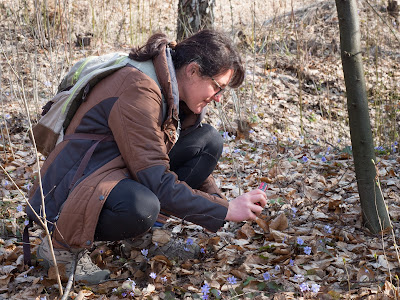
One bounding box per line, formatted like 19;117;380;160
82;83;90;101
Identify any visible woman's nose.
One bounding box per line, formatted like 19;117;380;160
212;94;222;102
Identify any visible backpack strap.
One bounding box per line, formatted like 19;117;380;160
63;133;114;190
23;134;113;266
23;220;34;266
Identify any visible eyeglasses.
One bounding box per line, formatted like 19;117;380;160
211;77;229;98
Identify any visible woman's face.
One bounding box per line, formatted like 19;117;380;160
178;63;234;114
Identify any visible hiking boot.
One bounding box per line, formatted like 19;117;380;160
150;238;200;261
122;232;153;257
37;237;110;284
123;229;200;261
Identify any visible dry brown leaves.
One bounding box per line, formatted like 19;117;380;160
1;0;400;299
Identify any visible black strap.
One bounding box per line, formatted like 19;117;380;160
64;133;114;190
23;220;33;266
23;133;114;266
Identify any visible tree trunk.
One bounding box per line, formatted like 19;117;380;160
387;0;399;28
177;0;215;41
335;0;391;233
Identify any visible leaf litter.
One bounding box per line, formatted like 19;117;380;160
1;0;400;299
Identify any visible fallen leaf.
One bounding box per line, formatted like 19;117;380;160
255;218;269;232
236;223;256;239
357;266;374;282
269;213;288;231
270;229;290;243
152;229;171;246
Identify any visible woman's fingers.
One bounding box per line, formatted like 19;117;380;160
225;189;268;222
248;189;268;207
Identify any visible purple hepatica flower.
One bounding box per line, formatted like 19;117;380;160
304;246;312;255
17;205;23;212
186;238;194;246
222;132;230;140
311;283;321;293
130;291;135;297
289;259;294;266
321;156;327;162
99;249;104;254
324;225;332;234
24;220;30;226
227;276;237;285
299;282;310;292
292;207;297;214
141;249;148;257
161;276;167;283
121;292;127;297
275;265;280;271
200;247;205;254
263;272;270;281
128;278;136;289
302;156;308;163
201;283;210;295
149;272;157;279
294;274;304;282
296;237;304;245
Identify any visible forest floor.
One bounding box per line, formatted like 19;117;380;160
1;0;400;299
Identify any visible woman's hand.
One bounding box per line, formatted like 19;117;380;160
225;189;267;222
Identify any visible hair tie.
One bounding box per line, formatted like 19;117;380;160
168;41;177;50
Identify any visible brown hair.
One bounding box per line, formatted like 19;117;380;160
129;29;244;88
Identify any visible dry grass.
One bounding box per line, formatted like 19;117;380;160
1;0;400;297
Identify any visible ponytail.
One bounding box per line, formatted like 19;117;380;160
129;33;170;61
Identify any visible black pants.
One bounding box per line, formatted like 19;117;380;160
94;124;223;241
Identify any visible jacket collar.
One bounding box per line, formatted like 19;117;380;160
152;46;180;123
152;45;206;135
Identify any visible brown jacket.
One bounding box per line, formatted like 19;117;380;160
28;47;228;250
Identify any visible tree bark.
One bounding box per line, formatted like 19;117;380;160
335;0;391;233
177;0;215;41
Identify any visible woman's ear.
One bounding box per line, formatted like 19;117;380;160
186;62;199;78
